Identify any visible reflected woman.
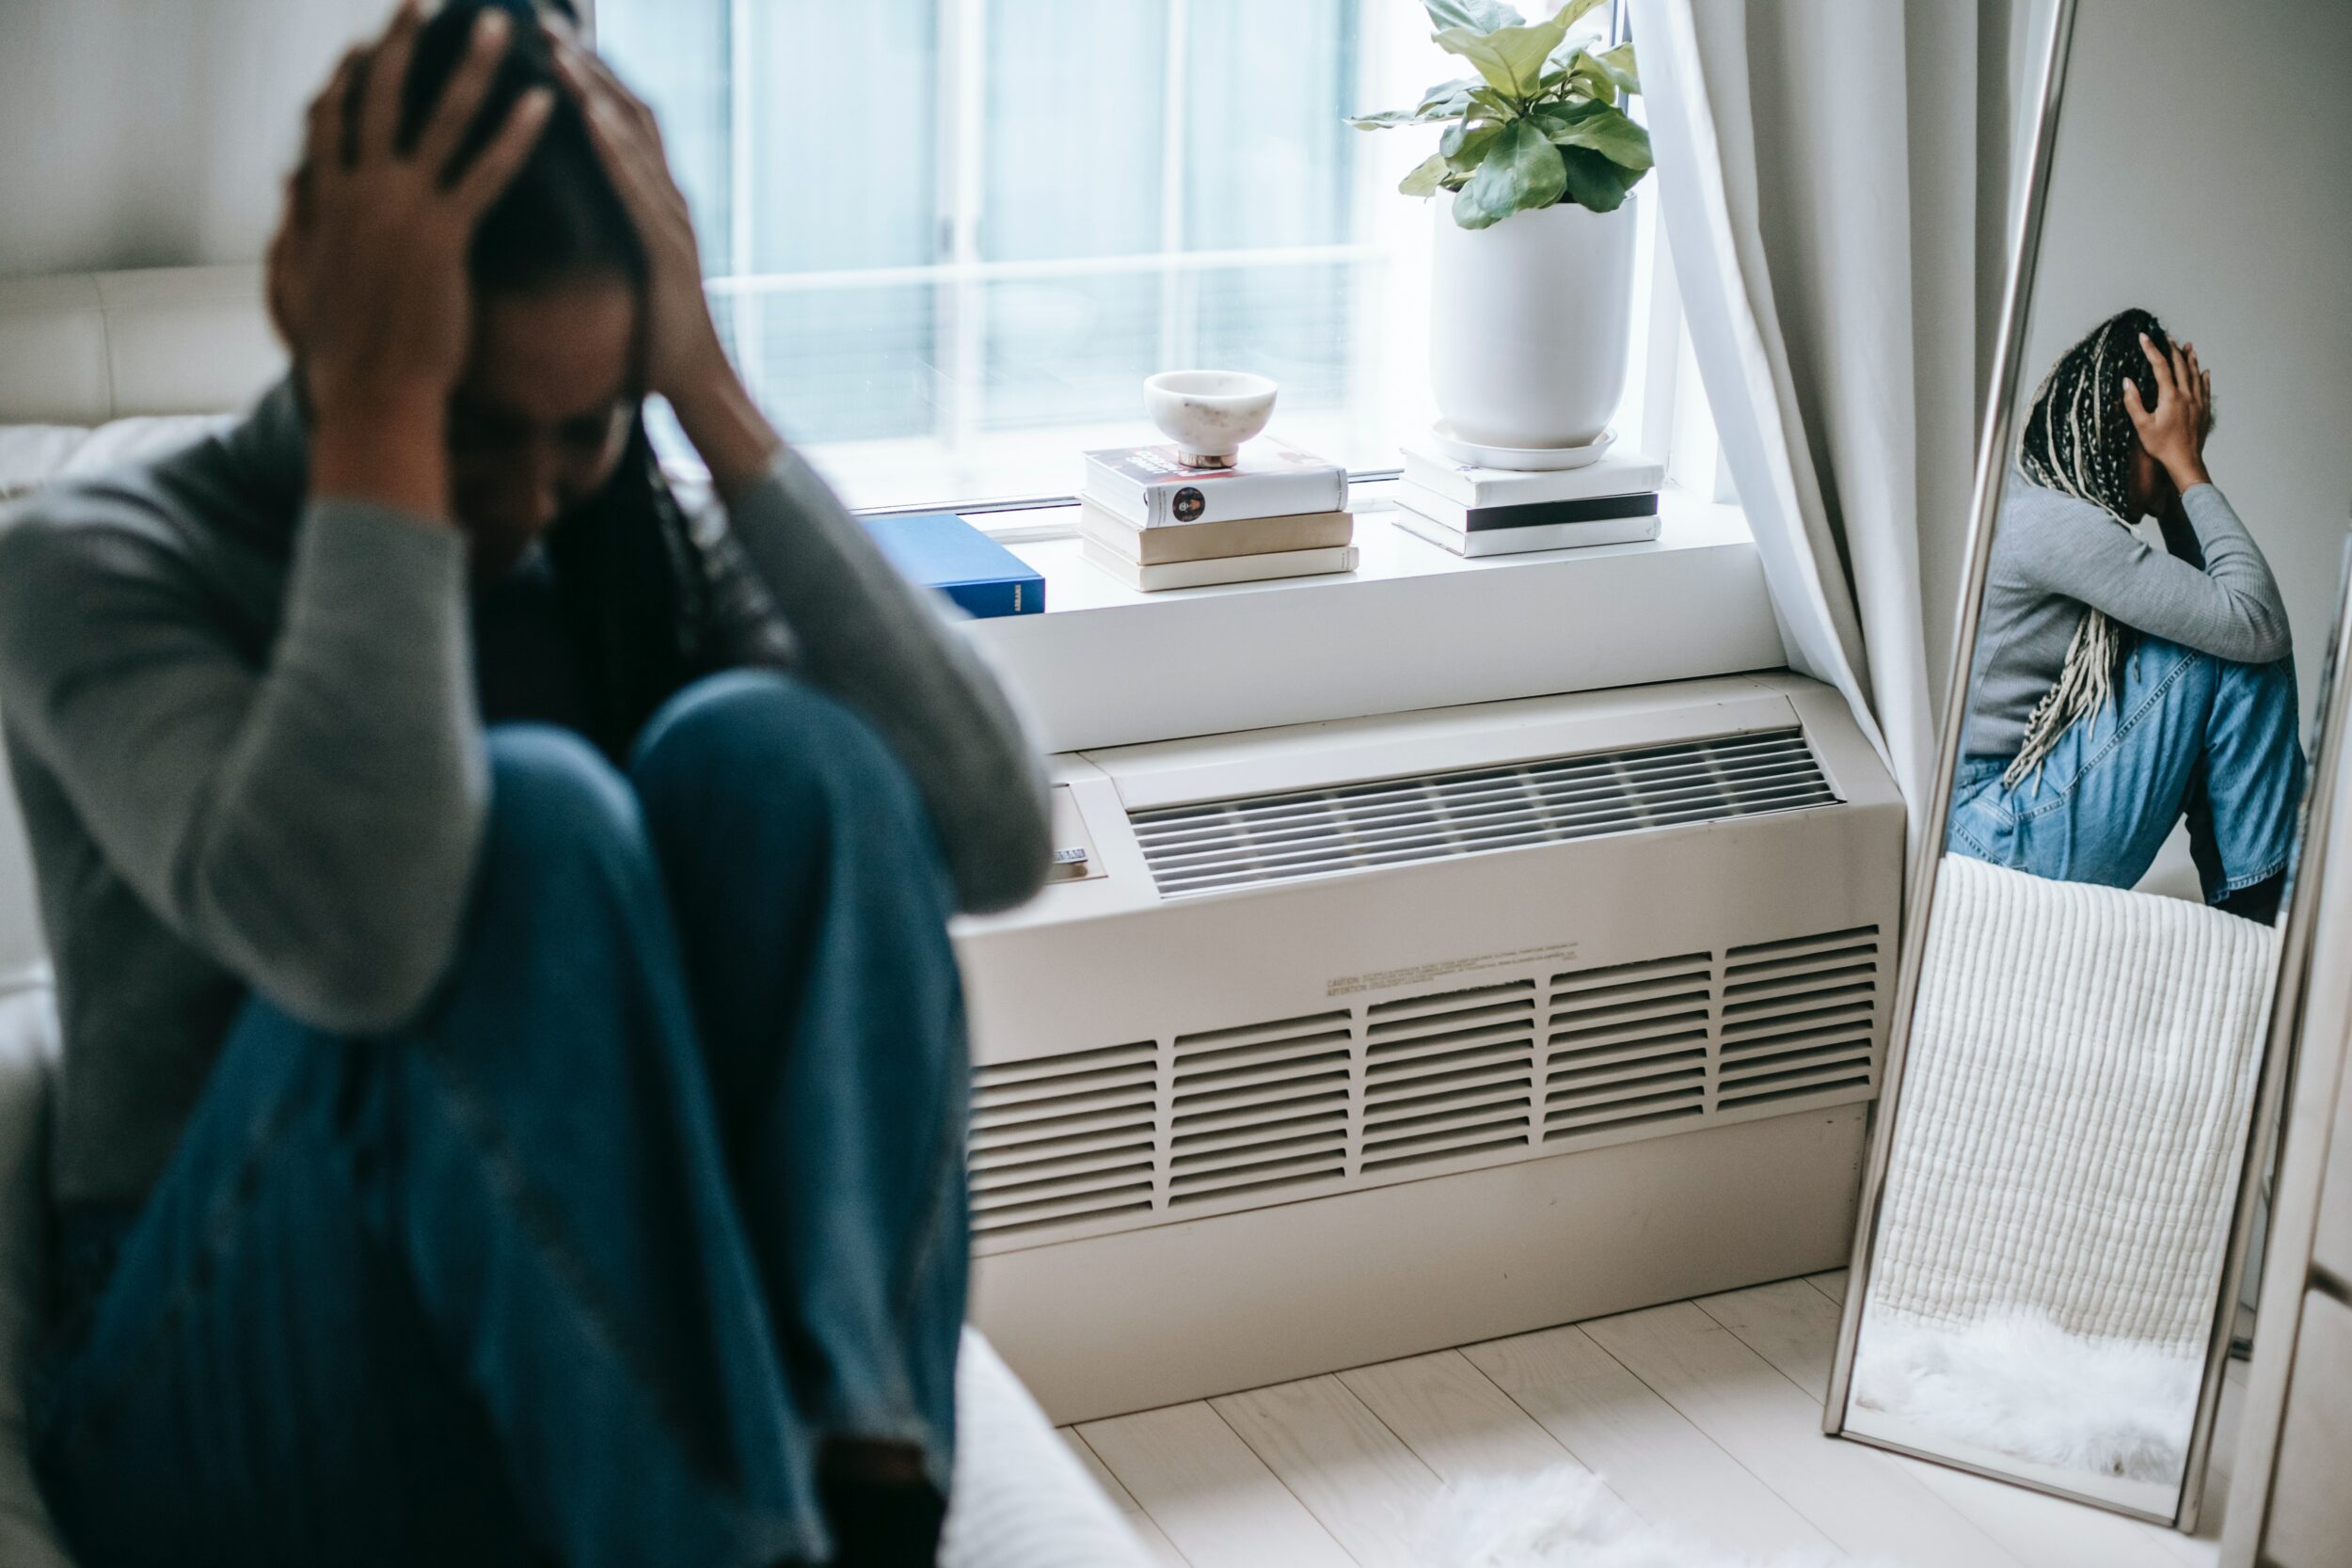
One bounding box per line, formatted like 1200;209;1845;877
1947;308;2300;922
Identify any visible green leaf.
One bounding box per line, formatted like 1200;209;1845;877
1558;143;1641;211
1534;99;1653;170
1466;87;1520;121
1596;42;1641;94
1398;152;1452;198
1540;1;1629;77
1417;76;1480;116
1419;0;1524;32
1452;119;1567;229
1436;8;1576;99
1348;75;1489;131
1440;119;1506;174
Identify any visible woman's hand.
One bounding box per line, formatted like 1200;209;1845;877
2122;331;2214;495
272;1;552;516
548;23;782;495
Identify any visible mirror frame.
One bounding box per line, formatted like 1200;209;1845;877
1820;0;2352;1528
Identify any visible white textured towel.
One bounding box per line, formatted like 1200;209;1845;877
1868;855;2276;1353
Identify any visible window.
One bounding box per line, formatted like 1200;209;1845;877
595;0;1703;515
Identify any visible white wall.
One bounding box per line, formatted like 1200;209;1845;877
0;0;383;277
2018;0;2352;722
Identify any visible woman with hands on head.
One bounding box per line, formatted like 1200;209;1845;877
1946;308;2300;921
0;4;1050;1565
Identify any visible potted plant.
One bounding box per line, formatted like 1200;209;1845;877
1351;0;1653;458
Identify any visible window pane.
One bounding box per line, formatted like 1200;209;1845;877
746;3;938;274
1183;0;1353;252
982;1;1167;262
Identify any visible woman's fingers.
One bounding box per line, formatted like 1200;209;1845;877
452;86;555;214
413;8;513;180
358;0;425;161
548;24;666;149
305;47;364;179
2122;374;2152;431
2138;331;2177;404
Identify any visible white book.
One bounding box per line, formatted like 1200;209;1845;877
1398;443;1666;509
1081;538;1359;592
1391;481;1659;536
1081;438;1346;528
1391;505;1661;559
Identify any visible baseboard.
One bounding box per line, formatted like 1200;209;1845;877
970;1102;1867;1423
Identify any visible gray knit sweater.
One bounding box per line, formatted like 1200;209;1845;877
0;384;1050;1209
1963;476;2292;758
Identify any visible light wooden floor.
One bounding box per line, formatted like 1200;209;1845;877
1058;1270;2244;1568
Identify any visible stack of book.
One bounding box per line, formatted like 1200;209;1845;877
1078;439;1356;591
1392;443;1666;558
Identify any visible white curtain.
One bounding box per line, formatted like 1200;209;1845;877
1632;0;2011;835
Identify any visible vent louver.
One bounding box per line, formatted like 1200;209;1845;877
1717;927;1881;1108
1363;981;1538;1173
1544;953;1712;1141
970;1041;1156;1238
1169;1012;1351;1205
1129;728;1836;896
969;923;1883;1249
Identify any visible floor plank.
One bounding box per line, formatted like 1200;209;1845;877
1057;1429;1192;1568
1583;1300;2021;1568
1694;1283;2202;1568
1808;1268;1850;1304
1077;1402;1356;1568
1460;1323;1838;1558
1338;1349;1601;1490
1696;1279;1845;1402
1210;1376;1445;1568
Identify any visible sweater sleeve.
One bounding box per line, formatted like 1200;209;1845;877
717;450;1051;912
0;491;488;1033
2008;483;2292;664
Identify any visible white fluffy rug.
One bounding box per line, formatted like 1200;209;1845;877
1851;1308;2201;1484
1418;1467;1878;1568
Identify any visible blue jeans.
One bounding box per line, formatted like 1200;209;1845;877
31;672;971;1568
1947;637;2302;902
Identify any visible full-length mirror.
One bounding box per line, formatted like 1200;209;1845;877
1828;0;2352;1524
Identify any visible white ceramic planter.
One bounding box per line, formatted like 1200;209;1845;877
1428;198;1637;451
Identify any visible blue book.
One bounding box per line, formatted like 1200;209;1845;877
860;512;1045;618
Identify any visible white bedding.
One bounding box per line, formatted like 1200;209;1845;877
1867;853;2276;1353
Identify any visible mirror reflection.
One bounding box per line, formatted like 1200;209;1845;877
1836;0;2352;1519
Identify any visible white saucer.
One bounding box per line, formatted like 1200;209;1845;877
1430;422;1615;472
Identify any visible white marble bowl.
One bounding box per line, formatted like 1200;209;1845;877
1144;371;1278;467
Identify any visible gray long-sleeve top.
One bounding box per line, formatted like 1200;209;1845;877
0;383;1051;1209
1962;475;2292;758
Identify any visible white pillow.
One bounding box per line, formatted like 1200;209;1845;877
0;430;89;505
56;415;235;481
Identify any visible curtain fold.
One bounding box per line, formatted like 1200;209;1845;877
1633;0;1996;841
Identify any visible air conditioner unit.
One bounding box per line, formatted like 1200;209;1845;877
952;671;1902;1422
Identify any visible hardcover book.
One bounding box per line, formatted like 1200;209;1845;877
1076;499;1355;565
1391;506;1661;559
1081;539;1359;592
861;512;1044;618
1392;485;1660;535
1081;438;1347;529
1398;444;1666;510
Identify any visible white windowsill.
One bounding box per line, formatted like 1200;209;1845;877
954;480;1788;755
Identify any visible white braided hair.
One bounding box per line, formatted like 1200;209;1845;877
2004;309;2167;789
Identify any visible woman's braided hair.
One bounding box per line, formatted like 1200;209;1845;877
2004;307;2175;786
